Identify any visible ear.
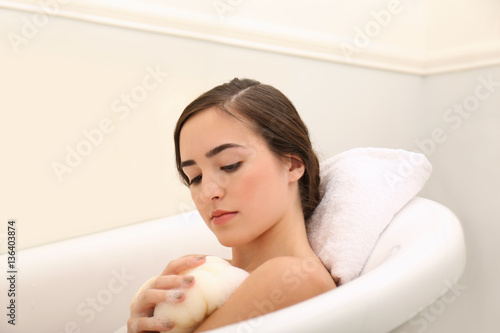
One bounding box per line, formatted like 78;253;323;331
286;155;305;183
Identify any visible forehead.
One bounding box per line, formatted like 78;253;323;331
179;107;261;160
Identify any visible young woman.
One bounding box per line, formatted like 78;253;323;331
128;78;336;332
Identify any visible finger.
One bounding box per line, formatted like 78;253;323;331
151;274;195;290
130;275;195;311
128;317;175;333
130;288;186;316
161;255;206;275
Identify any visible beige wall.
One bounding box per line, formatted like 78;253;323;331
0;5;428;250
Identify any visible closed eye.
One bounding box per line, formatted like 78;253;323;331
188;162;242;186
189;175;202;186
221;162;242;173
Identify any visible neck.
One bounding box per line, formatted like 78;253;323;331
231;205;315;273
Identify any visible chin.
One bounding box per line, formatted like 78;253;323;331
214;232;250;248
215;236;240;248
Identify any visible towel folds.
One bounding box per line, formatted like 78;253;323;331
307;147;432;285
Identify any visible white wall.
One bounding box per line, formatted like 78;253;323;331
391;67;500;333
0;1;499;332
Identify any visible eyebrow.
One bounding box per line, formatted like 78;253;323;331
181;143;245;168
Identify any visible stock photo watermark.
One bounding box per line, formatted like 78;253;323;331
340;0;404;61
5;220;18;326
57;268;134;333
385;74;499;189
416;74;498;155
212;0;244;21
401;279;467;333
51;64;168;182
236;257;317;333
7;0;70;53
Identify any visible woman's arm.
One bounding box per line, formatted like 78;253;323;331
194;256;336;332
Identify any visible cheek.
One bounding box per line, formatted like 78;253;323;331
235;162;289;215
190;189;210;221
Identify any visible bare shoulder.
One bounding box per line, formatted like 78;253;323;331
253;256;336;297
193;256;335;332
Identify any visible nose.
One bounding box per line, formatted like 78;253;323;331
199;174;225;203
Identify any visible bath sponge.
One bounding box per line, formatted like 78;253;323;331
133;256;249;333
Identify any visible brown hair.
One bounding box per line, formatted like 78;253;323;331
174;78;320;221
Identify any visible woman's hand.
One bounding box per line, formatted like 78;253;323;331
127;255;207;333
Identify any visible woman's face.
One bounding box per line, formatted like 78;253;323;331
179;107;296;247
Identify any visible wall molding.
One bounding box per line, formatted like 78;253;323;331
424;42;500;75
1;0;499;76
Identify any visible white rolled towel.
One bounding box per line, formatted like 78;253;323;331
132;256;249;333
307;147;432;284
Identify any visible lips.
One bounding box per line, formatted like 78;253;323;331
210;210;238;226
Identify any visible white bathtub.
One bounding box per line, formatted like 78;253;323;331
0;197;465;333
